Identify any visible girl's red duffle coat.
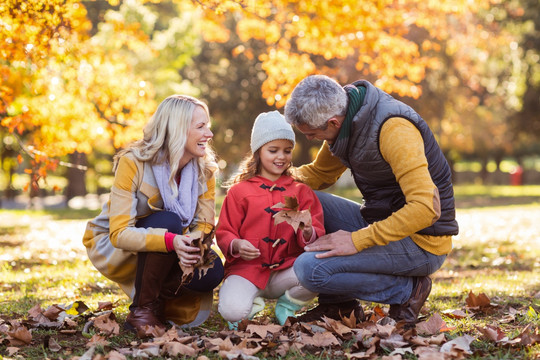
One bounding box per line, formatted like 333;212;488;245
216;174;325;289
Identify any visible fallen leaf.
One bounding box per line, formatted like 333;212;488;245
441;309;470;319
132;345;160;357
302;331;340;347
43;305;64;320
322;317;352;338
246;324;282;338
475;325;508;342
87;334;109;348
78;345;96;360
93;312;120;335
162;341;199;357
64;317;78;328
6;347;19;356
514;323;540;346
382;354;405;360
7;322;32;346
416;313;447;335
106;350;127;360
65;301;89;316
465;291;492;309
440;334;475;355
414;346;446;360
345;351;369;359
48;337;62;352
429;333;447;345
28;304;48;323
97;301;114;311
379;333;408;350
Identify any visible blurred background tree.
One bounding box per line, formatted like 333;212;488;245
1;0;539;205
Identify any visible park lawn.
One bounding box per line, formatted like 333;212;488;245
0;187;539;359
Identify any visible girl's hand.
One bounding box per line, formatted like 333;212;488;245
232;239;261;261
173;234;201;267
302;216;313;240
302;225;313;241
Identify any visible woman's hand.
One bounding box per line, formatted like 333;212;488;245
173;234;201;267
231;239;261;261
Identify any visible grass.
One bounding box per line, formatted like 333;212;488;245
0;185;539;359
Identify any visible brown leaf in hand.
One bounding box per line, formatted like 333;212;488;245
273;209;311;232
179;229;217;284
271;196;299;211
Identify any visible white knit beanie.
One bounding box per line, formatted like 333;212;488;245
250;111;296;153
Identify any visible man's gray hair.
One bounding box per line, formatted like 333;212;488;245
284;75;348;128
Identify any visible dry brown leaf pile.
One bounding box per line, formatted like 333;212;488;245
0;292;538;359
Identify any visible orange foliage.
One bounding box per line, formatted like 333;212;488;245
1;0;157;182
194;0;493;105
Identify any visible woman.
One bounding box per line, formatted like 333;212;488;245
83;95;224;338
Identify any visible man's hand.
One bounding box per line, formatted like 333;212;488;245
304;230;358;258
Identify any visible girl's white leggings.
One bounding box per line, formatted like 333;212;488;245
218;266;317;322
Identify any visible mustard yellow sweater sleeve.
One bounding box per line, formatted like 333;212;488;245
351;118;451;255
293;141;347;190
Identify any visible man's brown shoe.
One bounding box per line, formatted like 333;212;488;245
296;300;364;323
389;276;432;327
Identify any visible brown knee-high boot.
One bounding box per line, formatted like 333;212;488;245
125;252;178;338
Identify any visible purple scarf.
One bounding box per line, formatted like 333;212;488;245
152;160;199;228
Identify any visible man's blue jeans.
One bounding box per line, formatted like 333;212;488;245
293;191;446;305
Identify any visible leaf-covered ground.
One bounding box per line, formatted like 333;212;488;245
0;204;539;359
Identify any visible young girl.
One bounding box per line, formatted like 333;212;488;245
216;111;325;327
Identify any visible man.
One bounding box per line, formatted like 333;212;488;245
284;75;458;328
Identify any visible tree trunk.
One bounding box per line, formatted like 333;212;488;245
65;152;88;200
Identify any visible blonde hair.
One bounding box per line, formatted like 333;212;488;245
223;149;296;188
114;94;217;196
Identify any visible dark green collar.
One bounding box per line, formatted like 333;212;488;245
338;84;366;139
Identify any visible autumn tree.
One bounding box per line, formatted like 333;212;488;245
1;0;203;198
190;0;526;175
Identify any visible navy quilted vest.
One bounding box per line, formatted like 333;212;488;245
336;80;458;236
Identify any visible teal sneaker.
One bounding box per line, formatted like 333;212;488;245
275;291;310;325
